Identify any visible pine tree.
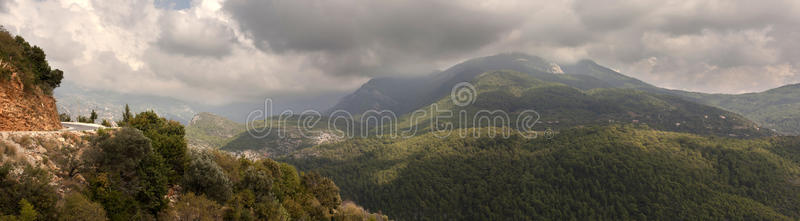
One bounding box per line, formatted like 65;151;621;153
89;110;98;123
122;104;133;124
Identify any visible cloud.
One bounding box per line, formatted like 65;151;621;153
0;0;366;105
156;11;237;57
1;0;800;107
223;0;524;76
0;0;7;13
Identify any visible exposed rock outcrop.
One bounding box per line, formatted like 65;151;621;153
0;60;62;131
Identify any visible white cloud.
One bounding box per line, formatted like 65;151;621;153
0;0;367;105
1;0;800;106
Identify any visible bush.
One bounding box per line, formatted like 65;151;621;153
182;149;232;203
100;119;111;127
58;113;70;122
158;193;224;221
0;164;58;220
58;193;106;221
77;116;92;124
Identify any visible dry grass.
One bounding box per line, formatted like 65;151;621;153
0;140;23;163
62;132;82;144
11;135;34;149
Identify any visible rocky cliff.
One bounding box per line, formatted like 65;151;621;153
0;61;62;131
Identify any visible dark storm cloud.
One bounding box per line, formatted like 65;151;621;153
224;0;523;76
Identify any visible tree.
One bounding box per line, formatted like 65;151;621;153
90;127;152;174
182;149;232;203
89;110;98;124
18;199;38;221
41;69;63;89
77;116;91;124
128;111;188;180
58;113;70;122
86;127;170;219
121;104;133;125
301;172;341;212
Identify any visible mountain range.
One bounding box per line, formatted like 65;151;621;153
187;52;786;154
178;52;800;219
331;52;800;135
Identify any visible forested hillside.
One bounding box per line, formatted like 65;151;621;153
330;53;660;116
186;112;245;149
393;70;769;138
677;84;800;135
0;111;386;220
285;125;800;220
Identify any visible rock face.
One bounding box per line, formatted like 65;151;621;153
0;67;62;131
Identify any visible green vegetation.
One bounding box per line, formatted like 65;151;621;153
58;113;70;122
89;110;98;124
76;116;92;124
677;84;800;135
57;193;108;221
101;119;112;127
0;26;62;94
83;127;171;219
285;125;800;220
0;164;58;220
127;111;188;181
185;112;245;149
1;110;385;220
392;70;770;138
219;115;351;156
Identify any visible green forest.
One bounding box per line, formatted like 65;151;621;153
285;125;800;220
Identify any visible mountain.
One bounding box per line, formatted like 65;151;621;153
185;112;245;149
393;70;769;137
331;52;800;136
329;53;659;116
675;84;800;135
201;58;771;157
284;125;800;220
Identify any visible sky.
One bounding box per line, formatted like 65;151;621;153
1;0;799;106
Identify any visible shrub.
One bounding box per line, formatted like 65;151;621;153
58;193;106;221
58;113;70;122
182;149;232;203
0;165;58;220
101;119;111;127
158;193;224;221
